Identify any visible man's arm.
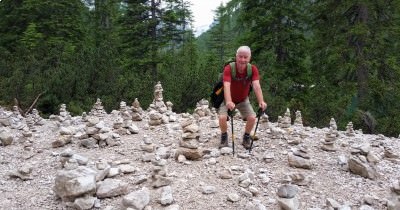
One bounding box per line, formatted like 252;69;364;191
223;81;235;111
252;80;267;111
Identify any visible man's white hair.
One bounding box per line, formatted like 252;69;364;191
236;46;251;56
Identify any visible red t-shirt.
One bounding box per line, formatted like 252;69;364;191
223;63;260;103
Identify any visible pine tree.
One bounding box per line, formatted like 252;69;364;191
309;0;400;135
117;0;192;107
234;0;312;120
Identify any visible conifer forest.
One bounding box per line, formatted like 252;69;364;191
0;0;399;137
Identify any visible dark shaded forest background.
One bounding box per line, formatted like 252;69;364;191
0;0;399;137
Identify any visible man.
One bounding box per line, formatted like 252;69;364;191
218;46;267;149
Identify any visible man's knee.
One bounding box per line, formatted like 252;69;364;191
246;115;256;123
219;115;228;121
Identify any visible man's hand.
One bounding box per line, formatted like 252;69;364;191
259;101;267;111
226;101;235;111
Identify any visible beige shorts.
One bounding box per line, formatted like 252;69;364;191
218;97;256;119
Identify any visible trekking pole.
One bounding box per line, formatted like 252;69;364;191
249;108;263;153
228;109;235;156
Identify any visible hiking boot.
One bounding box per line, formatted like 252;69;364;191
219;133;229;148
242;134;252;149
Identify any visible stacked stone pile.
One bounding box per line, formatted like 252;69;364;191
24;110;42;135
321;127;338;152
49;104;72;126
29;109;45;126
278;108;292;130
89;98;107;118
193;99;212;119
293;110;303;127
346;121;356;136
147;81;178;125
287;131;302;145
276;184;300;210
131;98;143;121
49;104;81;147
9;105;26;130
53;149;137;210
329;117;339;137
64;116;120;149
140;135;156;162
148;110;163;126
165;101;177;122
348;143;379;180
0;108;11;127
260;112;269;123
288;146;312;169
173;115;206;161
0;128;14;146
209;107;219;128
24;115;35;134
112;101;139;135
148;81;167;113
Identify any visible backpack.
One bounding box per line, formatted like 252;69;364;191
210;62;253;109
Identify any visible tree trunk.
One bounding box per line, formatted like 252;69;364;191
354;4;369;105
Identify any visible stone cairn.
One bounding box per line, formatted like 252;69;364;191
345;121;355;136
59;104;72;124
321;128;337;152
113;101;139;135
10;105;26;130
276;184;300;210
0;108;11;127
288;146;312;169
140;135;156;162
81;116;121;148
348;143;378;180
30;109;45;125
54;149;134;210
49;104;72;127
24;109;45;134
81;112;89;122
193;99;212;119
288;110;304;145
89;98;107;118
151;166;173;189
278;108;291;130
49;105;76;148
180;117;200;149
209;107;219;128
0;126;14;146
149;81;168;114
148;111;163;126
78;100;121;148
287;132;302;145
23;115;35;136
293;110;303;127
261;112;269;123
165;101;177;122
148;82;170;126
119;101;132;126
131;98;143;121
329;118;339;137
175;116;203;161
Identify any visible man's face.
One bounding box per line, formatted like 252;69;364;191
236;50;251;68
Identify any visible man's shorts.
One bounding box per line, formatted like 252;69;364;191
218;97;256;119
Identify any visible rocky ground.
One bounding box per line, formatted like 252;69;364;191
0;104;400;210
